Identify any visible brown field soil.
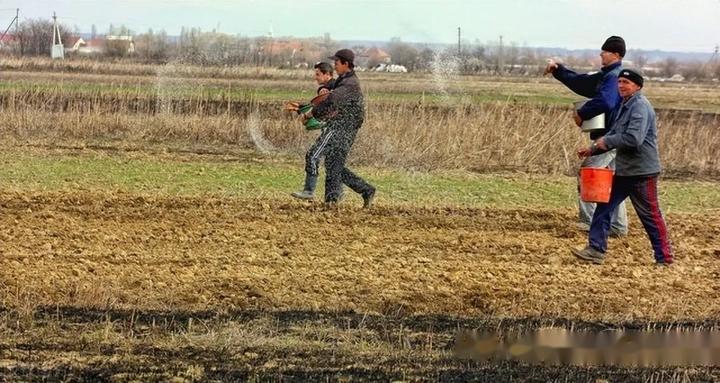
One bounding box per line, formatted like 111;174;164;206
1;189;719;381
1;189;719;320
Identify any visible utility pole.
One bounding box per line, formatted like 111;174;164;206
267;23;273;67
498;35;504;74
705;44;719;67
51;11;64;59
457;27;461;56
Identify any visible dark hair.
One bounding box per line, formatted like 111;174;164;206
339;59;355;69
314;62;334;74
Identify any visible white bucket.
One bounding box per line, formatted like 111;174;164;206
574;100;605;132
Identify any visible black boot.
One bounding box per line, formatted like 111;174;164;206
362;186;376;208
291;174;318;200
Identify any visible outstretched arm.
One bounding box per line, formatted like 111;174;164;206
552;64;599;99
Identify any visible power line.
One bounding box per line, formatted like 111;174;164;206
0;8;18;42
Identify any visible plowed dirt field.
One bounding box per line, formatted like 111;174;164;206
2;190;718;321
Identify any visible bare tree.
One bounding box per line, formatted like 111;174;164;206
413;47;435;71
505;42;520;73
135;28;171;61
387;37;419;70
681;61;709;81
661;57;679;77
16;18;72;56
632;51;648;70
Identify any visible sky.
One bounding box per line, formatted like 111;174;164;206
7;0;720;52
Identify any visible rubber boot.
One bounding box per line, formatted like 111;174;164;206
291;174;318;200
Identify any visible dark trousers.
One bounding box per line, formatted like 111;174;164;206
323;127;373;202
589;174;673;263
305;129;332;176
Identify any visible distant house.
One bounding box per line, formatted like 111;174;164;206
264;39;324;66
78;38;104;55
0;33;16;51
355;47;392;69
0;33;16;44
367;47;392;63
106;35;135;54
64;37;86;53
269;40;305;54
72;35;134;55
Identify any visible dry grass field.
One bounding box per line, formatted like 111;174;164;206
2;58;719;177
1;58;720;382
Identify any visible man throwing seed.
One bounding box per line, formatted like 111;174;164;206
545;36;629;236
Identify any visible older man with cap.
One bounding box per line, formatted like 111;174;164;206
545;36;629;237
302;48;376;207
572;69;673;266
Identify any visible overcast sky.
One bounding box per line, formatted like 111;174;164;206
8;0;720;52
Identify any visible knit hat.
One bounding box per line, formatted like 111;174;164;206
619;69;644;87
601;36;626;57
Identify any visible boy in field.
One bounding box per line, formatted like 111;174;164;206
286;62;335;200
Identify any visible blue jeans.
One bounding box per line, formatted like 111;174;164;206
579;150;628;234
589;174;673;263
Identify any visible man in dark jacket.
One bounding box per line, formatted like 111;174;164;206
302;49;376;207
545;36;628;236
572;69;673;266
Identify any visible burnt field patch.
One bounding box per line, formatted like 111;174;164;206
2;306;720;382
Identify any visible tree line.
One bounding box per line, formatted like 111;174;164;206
5;18;720;80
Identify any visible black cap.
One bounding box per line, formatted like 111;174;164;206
328;49;354;63
619;69;644;87
601;36;626;57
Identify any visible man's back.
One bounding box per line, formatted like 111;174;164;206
315;71;364;129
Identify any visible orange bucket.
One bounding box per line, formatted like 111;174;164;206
579;167;614;203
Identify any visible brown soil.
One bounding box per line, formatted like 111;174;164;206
1;190;718;322
2;190;720;381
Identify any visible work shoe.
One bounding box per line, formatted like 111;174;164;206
575;222;591;232
362;188;376;209
609;228;628;238
571;246;605;264
655;257;673;266
291;190;315;200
